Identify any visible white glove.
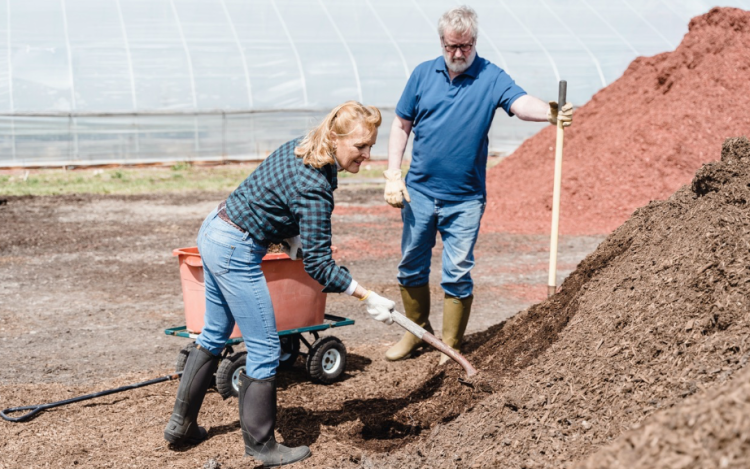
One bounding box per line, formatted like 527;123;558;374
547;101;573;127
281;235;302;260
360;291;394;325
384;169;411;208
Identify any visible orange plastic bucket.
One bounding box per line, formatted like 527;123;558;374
172;247;327;339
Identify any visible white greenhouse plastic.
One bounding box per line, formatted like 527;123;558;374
0;0;746;167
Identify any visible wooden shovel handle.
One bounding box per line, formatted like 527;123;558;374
391;311;478;377
422;332;478;377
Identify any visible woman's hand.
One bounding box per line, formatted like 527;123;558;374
281;235;302;260
359;291;395;325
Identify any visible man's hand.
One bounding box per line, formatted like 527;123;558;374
361;291;395;325
384;169;411;208
281;235;302;260
547;101;573;127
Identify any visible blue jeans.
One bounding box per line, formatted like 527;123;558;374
398;187;486;299
195;208;279;380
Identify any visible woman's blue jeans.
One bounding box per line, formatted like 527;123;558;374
195;208;279;380
398;187;486;299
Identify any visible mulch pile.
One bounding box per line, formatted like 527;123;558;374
482;7;750;235
358;136;750;468
574;364;750;469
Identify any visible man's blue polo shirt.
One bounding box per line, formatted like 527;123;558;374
396;55;526;201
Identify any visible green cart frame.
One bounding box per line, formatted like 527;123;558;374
165;314;355;398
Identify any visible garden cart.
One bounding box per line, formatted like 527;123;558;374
169;247;355;398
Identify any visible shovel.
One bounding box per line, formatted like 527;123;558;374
391;310;478;378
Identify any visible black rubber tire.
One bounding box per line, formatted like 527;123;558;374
306;336;347;384
215;351;247;399
279;335;301;370
176;342;217;388
174;342;194;375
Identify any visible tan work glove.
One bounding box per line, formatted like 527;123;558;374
383;169;411;208
547;101;573;127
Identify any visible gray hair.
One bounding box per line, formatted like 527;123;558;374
438;5;478;39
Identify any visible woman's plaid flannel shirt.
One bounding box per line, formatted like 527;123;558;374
225;138;352;293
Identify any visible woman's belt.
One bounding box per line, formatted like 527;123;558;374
217;201;248;234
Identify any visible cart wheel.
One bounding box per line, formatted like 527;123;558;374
176;342;217;388
175;343;194;375
279;335;301;370
216;351;246;399
306;336;346;384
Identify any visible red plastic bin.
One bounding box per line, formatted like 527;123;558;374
172;247;327;339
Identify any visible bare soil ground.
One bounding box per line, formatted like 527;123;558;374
0;184;601;468
2;136;747;469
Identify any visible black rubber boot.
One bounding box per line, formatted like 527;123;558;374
164;345;220;445
239;373;311;467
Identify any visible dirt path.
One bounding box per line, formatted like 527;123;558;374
0;187;601;467
0;189;602;386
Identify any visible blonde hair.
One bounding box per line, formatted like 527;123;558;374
438;5;478;39
295;101;382;168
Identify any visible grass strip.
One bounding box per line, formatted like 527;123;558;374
0;161;398;196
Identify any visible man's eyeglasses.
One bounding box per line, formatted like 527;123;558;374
442;40;474;53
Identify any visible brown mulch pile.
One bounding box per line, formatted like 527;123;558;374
483;6;750;235
358;136;750;468
574;363;750;469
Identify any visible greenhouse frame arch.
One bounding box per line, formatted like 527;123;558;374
0;0;746;167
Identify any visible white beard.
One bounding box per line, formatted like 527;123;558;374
444;48;476;74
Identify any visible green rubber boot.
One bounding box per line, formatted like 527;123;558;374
385;284;433;361
438;294;473;365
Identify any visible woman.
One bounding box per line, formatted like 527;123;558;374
163;101;395;467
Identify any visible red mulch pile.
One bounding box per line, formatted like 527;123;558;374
363;132;750;466
483;6;750;235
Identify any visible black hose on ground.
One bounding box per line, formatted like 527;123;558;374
1;371;182;423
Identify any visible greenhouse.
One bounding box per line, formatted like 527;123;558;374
0;0;746;167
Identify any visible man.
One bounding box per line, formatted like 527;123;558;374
384;5;573;364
